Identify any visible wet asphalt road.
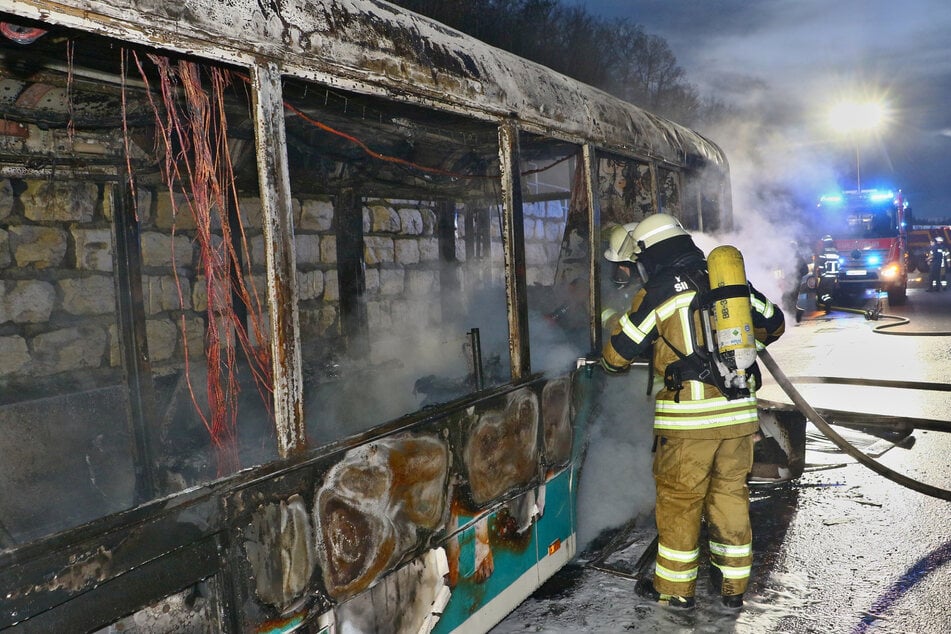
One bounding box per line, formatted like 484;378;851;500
494;279;951;633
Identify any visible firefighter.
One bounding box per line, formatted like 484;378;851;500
600;222;641;331
599;213;785;610
815;235;839;310
926;236;947;291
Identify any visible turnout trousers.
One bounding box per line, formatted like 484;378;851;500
651;434;754;598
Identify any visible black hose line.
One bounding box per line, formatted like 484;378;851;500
759;348;951;502
820;301;951;336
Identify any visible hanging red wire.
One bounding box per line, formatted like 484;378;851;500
132;52;272;477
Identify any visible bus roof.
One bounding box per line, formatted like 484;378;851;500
4;0;727;171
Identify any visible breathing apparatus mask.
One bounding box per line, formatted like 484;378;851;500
604;223;642;287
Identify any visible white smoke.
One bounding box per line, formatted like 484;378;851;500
576;368;656;551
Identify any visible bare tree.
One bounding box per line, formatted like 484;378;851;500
388;0;708;125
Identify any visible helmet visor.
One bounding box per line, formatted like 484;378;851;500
616;231;638;262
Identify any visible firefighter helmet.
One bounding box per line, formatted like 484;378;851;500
629;213;688;256
603;222;639;262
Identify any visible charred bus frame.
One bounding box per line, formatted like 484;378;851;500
0;1;799;632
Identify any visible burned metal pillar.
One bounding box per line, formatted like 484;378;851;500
436;199;461;325
582;144;603;354
335;187;369;356
498;121;530;379
225;189;249;329
250;62;306;457
649;161;660;214
112;180;159;503
463;205;476;261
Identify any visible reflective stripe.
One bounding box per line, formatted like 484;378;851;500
677;304;692;354
690;379;704;400
655;563;698;583
619;312;651;344
655;292;695;320
658;543;699;563
709;541;752;558
654;395;758;431
656;395;757;412
655;409;758;430
655;293;695;372
751;294;774;318
714;563;751;579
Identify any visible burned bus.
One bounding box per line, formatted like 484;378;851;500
0;1;804;632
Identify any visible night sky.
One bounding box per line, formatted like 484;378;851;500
574;0;951;223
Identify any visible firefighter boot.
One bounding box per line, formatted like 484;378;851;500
709;565;744;609
635;578;695;609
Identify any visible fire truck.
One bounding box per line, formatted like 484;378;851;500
811;188;909;306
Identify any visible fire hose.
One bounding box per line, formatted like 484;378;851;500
759;348;951;501
823;300;951;336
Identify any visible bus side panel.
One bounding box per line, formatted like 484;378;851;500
431;492;541;634
431;367;600;633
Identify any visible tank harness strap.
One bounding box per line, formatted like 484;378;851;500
646;345;655;396
657;333;705;403
705;283;750;303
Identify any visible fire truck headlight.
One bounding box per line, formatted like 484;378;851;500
881;263;900;280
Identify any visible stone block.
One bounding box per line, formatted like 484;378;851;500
323;270;339;302
8;225;67;269
0;228;9;268
71;227;113;272
192;274;231;314
420;208;437;235
394;239;420;265
364;236;394;265
320;235;337;264
0;178;13;220
299;199;334;232
368;204;400;233
140;231;193;269
144;275;191;314
146;318;180;362
366;300;392;330
405;269;438;296
418;237;439;262
153;190;197;231
364;268;380;295
0;335;30;377
59;276;116;315
22;180;97;223
32;326;107;374
297;269;325;302
250;234;266;267
295;233;321;267
379;269;404;296
4;280;55;323
238;196;264;229
398;208;424;236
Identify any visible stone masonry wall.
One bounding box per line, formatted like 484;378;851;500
0;178;566;389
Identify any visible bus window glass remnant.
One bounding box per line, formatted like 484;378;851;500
595;153;657;331
0;24;275;548
519;133;590;369
279;79;511;445
597;154;655;227
658;167;682;218
699;167;728;233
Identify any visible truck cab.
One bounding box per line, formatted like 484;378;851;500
812;189;909;305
